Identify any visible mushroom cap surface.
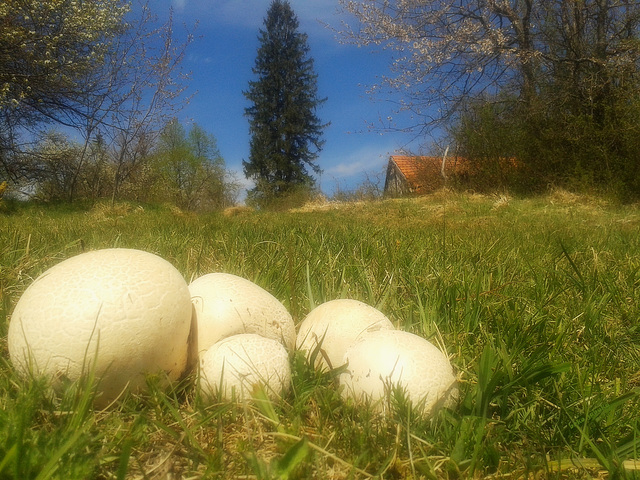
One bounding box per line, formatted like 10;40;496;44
199;333;291;402
339;330;457;416
296;299;394;371
8;248;192;406
189;273;295;354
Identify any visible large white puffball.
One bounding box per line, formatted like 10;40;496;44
8;248;193;406
199;333;291;403
296;299;395;371
189;273;296;354
340;330;457;416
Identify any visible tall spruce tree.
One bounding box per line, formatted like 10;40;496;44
243;0;327;204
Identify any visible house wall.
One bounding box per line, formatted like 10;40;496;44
383;162;409;197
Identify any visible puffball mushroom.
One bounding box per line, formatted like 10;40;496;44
189;273;296;354
199;333;291;403
8;248;193;406
296;299;395;371
339;330;457;417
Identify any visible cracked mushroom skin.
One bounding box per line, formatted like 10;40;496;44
8;248;193;406
189;273;296;354
198;333;291;403
339;329;458;417
296;299;395;371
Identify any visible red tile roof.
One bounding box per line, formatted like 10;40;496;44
392;156;440;186
388;155;468;194
386;154;522;196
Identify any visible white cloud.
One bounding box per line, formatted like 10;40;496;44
323;146;389;178
326;158;378;177
186;53;214;65
171;0;187;11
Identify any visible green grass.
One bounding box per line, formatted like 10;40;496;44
1;191;640;479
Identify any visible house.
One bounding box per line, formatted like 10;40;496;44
383;155;468;197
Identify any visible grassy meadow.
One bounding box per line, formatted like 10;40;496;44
1;190;639;479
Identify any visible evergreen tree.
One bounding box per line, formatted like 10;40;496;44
243;0;328;204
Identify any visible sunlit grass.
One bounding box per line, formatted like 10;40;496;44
1;191;639;478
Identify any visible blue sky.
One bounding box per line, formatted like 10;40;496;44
159;0;429;197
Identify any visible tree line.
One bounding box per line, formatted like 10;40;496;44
340;0;640;200
27;120;239;209
1;0;238;209
5;0;637;207
0;0;327;210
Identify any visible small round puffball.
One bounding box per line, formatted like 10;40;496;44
296;299;395;371
340;330;457;416
8;248;193;406
199;333;291;402
189;273;296;354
